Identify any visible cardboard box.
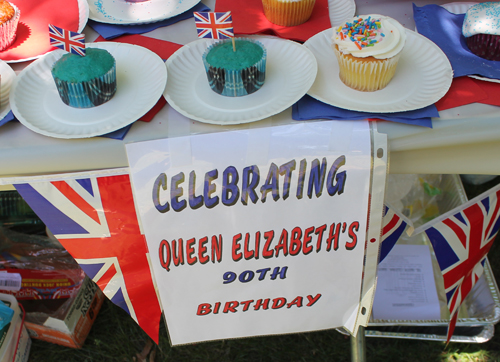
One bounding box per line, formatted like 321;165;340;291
24;276;104;349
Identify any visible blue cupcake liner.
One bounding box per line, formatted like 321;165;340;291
52;61;117;108
202;38;266;97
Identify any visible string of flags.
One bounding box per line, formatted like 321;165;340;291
382;183;500;343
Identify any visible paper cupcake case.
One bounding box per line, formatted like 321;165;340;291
202;39;267;97
262;0;316;26
52;63;117;108
333;47;402;92
0;4;20;51
465;34;500;61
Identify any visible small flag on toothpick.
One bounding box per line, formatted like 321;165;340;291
49;24;86;56
193;11;236;51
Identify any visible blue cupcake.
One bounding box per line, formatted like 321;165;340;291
51;48;117;108
202;38;266;97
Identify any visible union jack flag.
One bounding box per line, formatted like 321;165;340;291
13;172;162;343
49;24;86;56
424;185;500;343
194;11;234;39
379;203;411;263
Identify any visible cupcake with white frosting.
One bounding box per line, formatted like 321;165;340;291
462;2;500;61
331;15;406;92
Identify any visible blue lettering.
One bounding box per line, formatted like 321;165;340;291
204;169;219;209
222;166;240;206
241;165;260;205
152;173;169;213
171;172;186;212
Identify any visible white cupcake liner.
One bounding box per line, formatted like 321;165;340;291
0;3;20;51
333;46;401;92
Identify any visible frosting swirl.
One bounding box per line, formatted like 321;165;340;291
332;15;406;59
463;2;500;38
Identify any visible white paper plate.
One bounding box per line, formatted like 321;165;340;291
329;0;356;27
89;0;200;24
78;0;90;32
304;29;453;113
164;36;317;125
0;60;16;120
439;2;500;83
440;2;477;14
10;42;167;139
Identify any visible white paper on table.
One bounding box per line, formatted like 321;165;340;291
372;244;441;321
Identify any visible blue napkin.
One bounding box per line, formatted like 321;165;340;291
413;4;500;79
292;95;437;128
0;111;15;127
88;2;211;40
101;124;133;140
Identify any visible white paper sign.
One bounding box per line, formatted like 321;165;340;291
372;244;441;321
126;121;372;345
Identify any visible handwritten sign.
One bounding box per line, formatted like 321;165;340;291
126;121;372;345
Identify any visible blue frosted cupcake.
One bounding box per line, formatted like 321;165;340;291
51;48;117;108
202;38;266;97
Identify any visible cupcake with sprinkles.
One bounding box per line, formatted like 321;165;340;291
332;14;406;92
462;2;500;61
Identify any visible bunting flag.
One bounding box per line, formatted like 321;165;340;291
193;11;234;39
379;203;412;263
49;24;86;56
13;171;161;343
424;184;500;343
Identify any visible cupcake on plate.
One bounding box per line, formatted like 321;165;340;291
331;15;406;92
462;2;500;61
202;38;266;97
261;0;316;27
51;48;117;108
0;0;20;51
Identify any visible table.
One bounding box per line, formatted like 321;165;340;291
1;0;499;181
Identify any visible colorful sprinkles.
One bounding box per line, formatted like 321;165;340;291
337;16;385;49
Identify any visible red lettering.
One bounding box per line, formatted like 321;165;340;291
287;296;303;308
262;230;274;259
198;237;209;264
254;298;270;310
213;302;221;314
306;294;322;306
272;297;286;309
223;301;239;313
212;235;223;263
186;238;197;265
197;303;212;316
315;224;327;252
159;239;171;271
172;238;184;266
243;233;254;260
346;222;359;250
240;300;254;311
326;223;341;251
232;233;243;261
302;226;315;255
289;227;302;255
275;229;289;257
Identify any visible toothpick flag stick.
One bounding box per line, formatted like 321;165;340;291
193;11;236;51
49;24;86;56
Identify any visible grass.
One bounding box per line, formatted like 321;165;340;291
26;176;500;361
